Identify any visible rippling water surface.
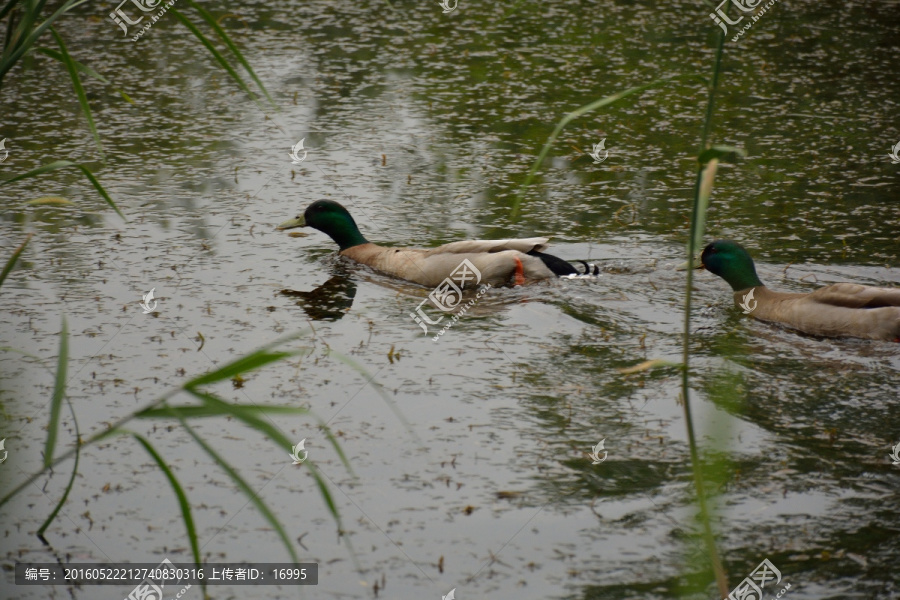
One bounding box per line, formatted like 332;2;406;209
1;0;899;598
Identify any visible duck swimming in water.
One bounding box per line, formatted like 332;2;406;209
700;239;900;342
278;200;595;288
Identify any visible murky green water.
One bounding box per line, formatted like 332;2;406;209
2;0;899;599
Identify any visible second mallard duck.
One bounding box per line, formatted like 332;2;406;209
278;200;592;288
700;239;900;342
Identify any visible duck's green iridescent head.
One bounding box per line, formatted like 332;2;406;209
700;239;764;291
278;200;369;251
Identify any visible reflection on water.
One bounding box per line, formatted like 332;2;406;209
1;0;899;599
280;271;358;321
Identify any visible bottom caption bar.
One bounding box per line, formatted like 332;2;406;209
15;560;318;585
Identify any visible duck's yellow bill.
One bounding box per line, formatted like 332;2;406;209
675;256;704;271
277;215;306;230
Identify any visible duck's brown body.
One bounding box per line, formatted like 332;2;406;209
278;201;582;288
734;284;900;341
342;238;556;288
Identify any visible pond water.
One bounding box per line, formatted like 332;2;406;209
1;0;899;599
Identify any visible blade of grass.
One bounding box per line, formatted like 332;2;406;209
0;0;22;25
303;459;342;538
681;161;729;598
168;7;263;110
137;404;311;419
680;13;734;599
1;160;124;220
182;388;354;476
36;395;80;543
0;0;91;87
140;392;352;562
183;349;298;389
0;232;32;290
183;0;275;108
131;434;204;576
324;349;420;444
700;14;729;150
43;316;67;469
35;47;134;104
175;416;300;564
1;337;301;508
49;27;103;157
139;391;355;489
185;390;349;527
511;72;703;219
693;159;718;254
2;0;45;61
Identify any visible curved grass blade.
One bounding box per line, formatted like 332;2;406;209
692;159;718;254
138;392;350;556
138;399;354;476
183;0;275;108
182;349;298;390
175;416;300;564
49;27;103;157
303;460;342;538
131;433;204;590
511;73;703;219
168;7;263;110
0;0;91;85
183;388;354;476
1;160;124;220
184;390;349;551
35;47;134;104
184;390;349;527
679;13;733;598
0;336;301;509
43;315;67;469
1;160;81;185
137;404;311;419
325;349;419;444
36;395;80;543
0;0;21;24
0;232;32;290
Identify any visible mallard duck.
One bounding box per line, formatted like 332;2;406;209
700;239;900;342
277;200;593;288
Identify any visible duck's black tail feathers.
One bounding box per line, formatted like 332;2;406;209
577;261;600;276
528;250;599;277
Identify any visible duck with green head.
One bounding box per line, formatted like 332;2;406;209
700;240;900;342
278;200;591;288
